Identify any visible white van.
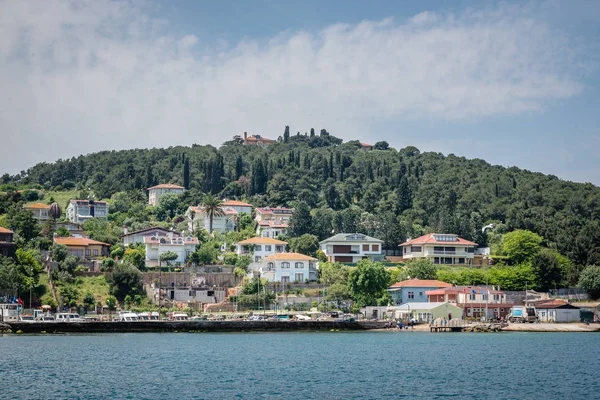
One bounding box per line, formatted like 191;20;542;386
55;313;84;322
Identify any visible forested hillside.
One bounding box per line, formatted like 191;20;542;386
3;128;600;267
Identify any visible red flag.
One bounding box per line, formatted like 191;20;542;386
17;298;23;305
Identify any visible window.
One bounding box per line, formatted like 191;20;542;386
408;291;414;299
469;294;476;300
362;244;369;252
207;291;214;296
500;308;504;312
281;276;290;283
255;256;261;262
93;249;98;256
433;257;440;264
85;249;91;256
282;262;290;269
458;258;465;264
419;292;423;296
493;294;500;301
295;273;304;282
410;246;422;252
372;244;379;252
295;262;304;269
403;247;407;254
254;245;262;251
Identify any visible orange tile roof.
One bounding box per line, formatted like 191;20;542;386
360;142;373;147
400;233;477;246
147;183;185;190
54;237;110;246
24;203;50;209
244;135;276;144
0;227;13;234
264;252;317;261
389;279;452;288
222;200;253;207
237;237;288;245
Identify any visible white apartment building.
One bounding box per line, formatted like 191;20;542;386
66;199;109;224
400;233;477;266
319;233;384;263
144;233;199;268
258;253;318;283
147;183;185;206
186;205;238;233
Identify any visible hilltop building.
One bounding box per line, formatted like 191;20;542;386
23;203;50;222
242;132;276;146
0;227;16;258
255;207;293;238
319;233;384;263
400;233;477;266
66;199;108;224
147;183;185;206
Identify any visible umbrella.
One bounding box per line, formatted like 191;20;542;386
41;305;52;309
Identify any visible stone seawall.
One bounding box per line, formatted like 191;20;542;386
6;320;388;334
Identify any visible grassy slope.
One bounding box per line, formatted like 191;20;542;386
56;275;111;304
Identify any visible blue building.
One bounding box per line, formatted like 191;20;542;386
388;279;452;305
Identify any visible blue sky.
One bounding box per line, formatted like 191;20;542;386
1;0;599;184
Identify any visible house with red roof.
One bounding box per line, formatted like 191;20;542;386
387;279;452;305
54;237;110;260
243;132;276;146
400;233;477;266
23;202;50;221
147;183;185;206
426;285;513;320
255;207;293;238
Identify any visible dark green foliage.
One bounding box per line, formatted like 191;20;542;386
183;157;190;190
406;258;438;280
288;201;312;237
106;262;144;302
288;234;319;256
579;265;600;299
347;260;390;307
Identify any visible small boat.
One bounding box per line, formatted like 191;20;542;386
118;311;140;322
55;313;85;322
137;312;160;321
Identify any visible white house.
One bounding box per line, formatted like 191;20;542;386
121;226;176;247
66;199;109;223
23;203;50;221
254;207;293;238
400;233;477;266
147;183;185;206
319;233;384;263
144;233;199;268
535;300;580;323
258;253;318;283
235;237;287;272
186;205;238;233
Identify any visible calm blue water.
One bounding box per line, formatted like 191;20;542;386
0;332;598;399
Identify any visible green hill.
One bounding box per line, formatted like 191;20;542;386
2;129;600;267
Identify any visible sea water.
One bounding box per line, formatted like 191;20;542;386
1;331;598;399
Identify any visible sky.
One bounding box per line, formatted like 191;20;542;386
1;0;599;184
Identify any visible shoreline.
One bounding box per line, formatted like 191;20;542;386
3;320;599;334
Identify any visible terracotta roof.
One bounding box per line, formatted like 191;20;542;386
222;200;253;207
389;279;452;289
360;142;373;147
461;303;514;308
400;233;477;246
147;183;185;190
223;207;238;215
24;203;50;209
245;135;276;144
0;227;13;234
237;237;287;245
54;237;110;246
264;252;317;261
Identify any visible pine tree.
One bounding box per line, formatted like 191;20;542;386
183;157;190;189
396;176;411;214
283;126;290;143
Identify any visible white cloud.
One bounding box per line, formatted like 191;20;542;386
0;0;584;175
